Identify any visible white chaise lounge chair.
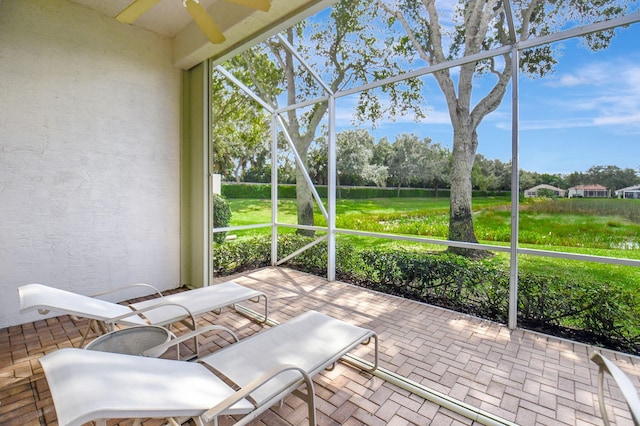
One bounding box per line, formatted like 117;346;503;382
591;351;640;426
19;281;268;347
39;310;378;426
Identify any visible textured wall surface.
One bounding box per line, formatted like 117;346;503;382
0;0;182;327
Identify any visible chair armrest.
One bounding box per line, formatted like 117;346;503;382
106;301;197;330
591;351;640;426
200;364;316;423
90;283;164;299
141;325;239;357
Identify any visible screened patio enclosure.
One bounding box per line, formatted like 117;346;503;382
2;0;640;424
207;0;640;338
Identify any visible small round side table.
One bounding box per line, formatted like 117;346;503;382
84;325;173;358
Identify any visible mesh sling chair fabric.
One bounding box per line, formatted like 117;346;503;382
19;281;268;349
39;310;378;426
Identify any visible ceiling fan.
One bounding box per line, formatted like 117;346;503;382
115;0;271;44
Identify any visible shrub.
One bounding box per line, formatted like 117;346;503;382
213;234;358;277
212;236;639;354
517;273;639;353
346;249;510;322
222;184;271;199
536;188;558;198
213;235;270;273
212;194;231;244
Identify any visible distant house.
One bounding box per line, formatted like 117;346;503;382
567;184;610;198
615;185;640;199
524;184;566;198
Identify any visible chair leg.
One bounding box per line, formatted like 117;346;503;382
177;320;200;360
261;294;269;323
232;294;269;323
79;319;97;348
292;380;317;426
305;381;317;426
597;368;612;426
193;416;217;426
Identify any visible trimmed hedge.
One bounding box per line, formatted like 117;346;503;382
338;187;449;199
222;184;271;199
222;183;487;199
213;235;640;355
212;194;231;244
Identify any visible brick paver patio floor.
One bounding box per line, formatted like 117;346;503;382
1;267;639;425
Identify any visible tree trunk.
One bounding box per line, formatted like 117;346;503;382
234;163;242;183
447;126;485;257
295;150;315;237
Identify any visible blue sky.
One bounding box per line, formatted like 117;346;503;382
332;20;640;176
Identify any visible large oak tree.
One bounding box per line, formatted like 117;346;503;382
378;0;627;256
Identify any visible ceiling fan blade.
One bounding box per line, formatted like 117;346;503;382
184;0;226;44
224;0;271;12
115;0;161;24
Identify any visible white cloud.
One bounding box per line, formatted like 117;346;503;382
496;113;640;133
532;60;640;133
421;110;451;124
593;113;640;126
496;118;595;131
545;63;609;88
621;67;640;92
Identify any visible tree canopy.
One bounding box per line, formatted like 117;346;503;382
212;0;634;254
220;0;423;235
376;0;629;255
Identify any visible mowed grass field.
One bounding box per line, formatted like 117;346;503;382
226;197;640;290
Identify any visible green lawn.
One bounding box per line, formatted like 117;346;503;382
225;197;640;289
228;196;507;230
228;197;640;251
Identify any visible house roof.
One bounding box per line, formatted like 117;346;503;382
569;184;608;190
525;184;565;192
615;185;640;193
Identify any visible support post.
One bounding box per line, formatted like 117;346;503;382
508;47;520;330
181;60;211;288
271;114;278;265
327;95;337;281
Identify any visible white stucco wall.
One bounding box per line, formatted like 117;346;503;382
0;0;182;328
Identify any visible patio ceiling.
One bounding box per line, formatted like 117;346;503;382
68;0;337;69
